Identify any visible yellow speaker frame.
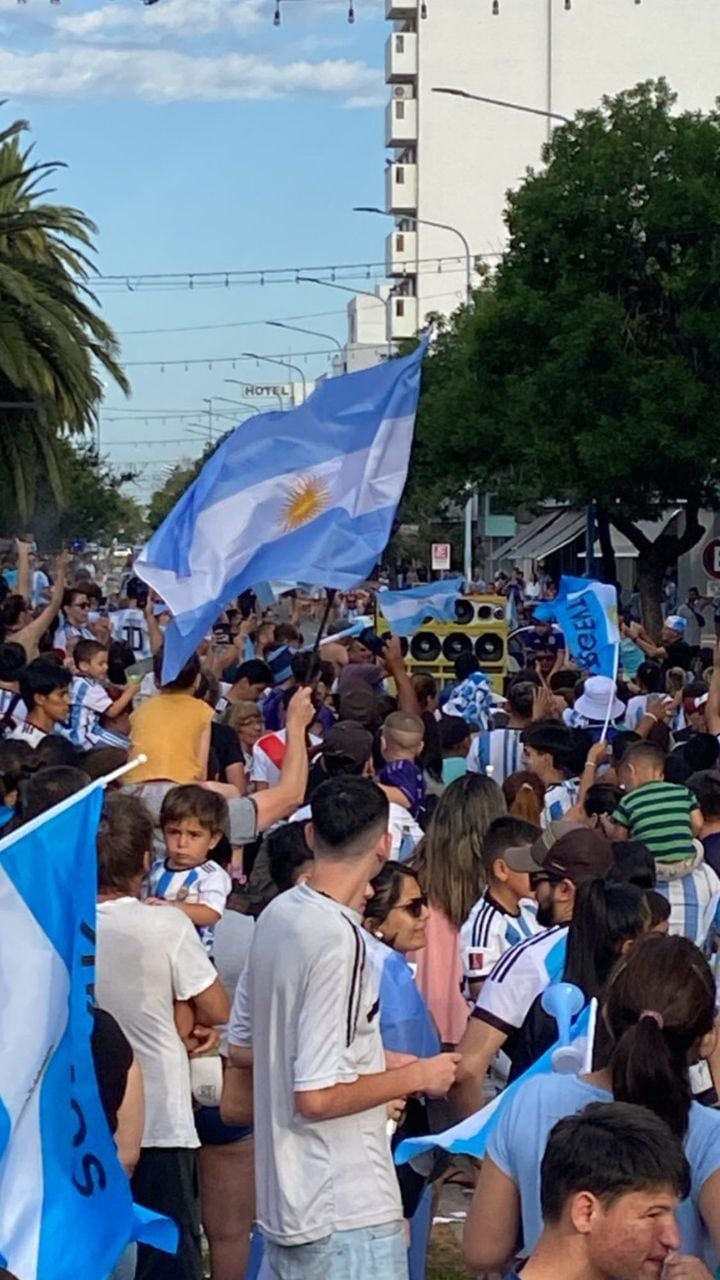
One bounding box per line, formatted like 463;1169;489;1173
376;594;509;694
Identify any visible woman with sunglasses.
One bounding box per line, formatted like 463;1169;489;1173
464;934;720;1274
364;862;440;1280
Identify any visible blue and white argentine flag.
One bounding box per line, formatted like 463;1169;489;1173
534;575;619;680
0;783;176;1280
377;578;464;637
394;1003;592;1167
136;339;428;682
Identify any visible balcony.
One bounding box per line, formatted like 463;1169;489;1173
385;95;417;147
385;0;416;17
386;227;417;276
385;160;417;214
385;30;417;83
390;292;419;341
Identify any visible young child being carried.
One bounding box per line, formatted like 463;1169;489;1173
610;741;703;869
377;710;426;821
62;639;137;750
144;785;232;954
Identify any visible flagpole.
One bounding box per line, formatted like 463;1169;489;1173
600;642;620;741
311;588;338;658
100;754;148;787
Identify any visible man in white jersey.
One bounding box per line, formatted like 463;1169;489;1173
226;776;459;1279
468;679;535;782
454;823;612;1118
110;576;152;661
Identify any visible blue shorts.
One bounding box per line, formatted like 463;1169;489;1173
194;1104;253;1146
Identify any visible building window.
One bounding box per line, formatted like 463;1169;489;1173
396;300;405;317
396;100;405;119
396;234;405;251
396;167;404;184
396;34;404;51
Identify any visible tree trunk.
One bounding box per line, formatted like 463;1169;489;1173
595;505;617;585
637;551;666;641
608;502;707;641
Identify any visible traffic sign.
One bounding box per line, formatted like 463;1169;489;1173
703;538;720;580
431;542;451;571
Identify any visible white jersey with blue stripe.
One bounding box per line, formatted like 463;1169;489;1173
542;779;580;827
0;688;27;731
460;893;540;991
656;863;720;952
111;608;152;661
467;729;524;784
472;925;568;1037
146;857;231;952
58;676;114;750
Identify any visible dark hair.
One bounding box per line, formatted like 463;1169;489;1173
97;792;154;891
364;861;421;936
521;720;576;772
290;651;321;687
636;662;663;694
62;586;90;608
507;680;536;720
0;640;26;682
160;784;228;834
454;653;479;681
562;879;649;1002
19;658;71;710
273;623;301;646
540;1102;689;1224
81;746;129;781
583;783;622;820
439;715;471;752
620;741;666;772
610;731;640;765
608;841;656;891
310;777;389;859
20;766;90;823
153;648;200;691
265;820;313;894
32;735;81;769
548;668;581;694
195;668;220;706
665;753;691;785
0;594;28;629
646;890;671;929
74;639;107;668
234;658;274;689
412;674;438;709
502;770;545;825
482;815;541;877
410;774;506;927
695;771;720;819
603;934;716;1137
0;738;33;803
683;734;719;774
108;640;134;684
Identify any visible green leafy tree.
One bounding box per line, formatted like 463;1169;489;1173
147;442;219;532
23;440;145;547
413;81;720;632
0;114;129;519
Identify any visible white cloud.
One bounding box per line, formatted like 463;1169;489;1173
0;43;382;102
56;0;265;43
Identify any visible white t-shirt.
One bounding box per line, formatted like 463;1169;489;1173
111;608;152;661
228;882;401;1245
6;720;46;748
251;728;322;789
53;621;94;652
95;896;217;1148
0;688;27;729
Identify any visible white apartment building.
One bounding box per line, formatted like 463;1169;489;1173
379;0;720;344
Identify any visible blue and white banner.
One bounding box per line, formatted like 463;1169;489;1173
377;577;465;638
0;784;177;1280
535;575;619;679
136;340;428;682
394;1005;590;1166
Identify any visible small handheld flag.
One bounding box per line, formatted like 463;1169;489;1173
377;578;465;637
534;575;619;679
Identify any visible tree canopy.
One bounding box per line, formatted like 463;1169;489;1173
411;80;720;627
12;440;145;548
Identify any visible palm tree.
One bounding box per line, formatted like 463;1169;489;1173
0;113;129;520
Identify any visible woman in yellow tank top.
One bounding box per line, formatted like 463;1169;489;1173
128;651;214;784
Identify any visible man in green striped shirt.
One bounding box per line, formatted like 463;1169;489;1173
611;742;702;865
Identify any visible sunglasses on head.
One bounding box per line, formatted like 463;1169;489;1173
401;893;428;919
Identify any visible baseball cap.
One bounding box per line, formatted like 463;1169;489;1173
504;821;613;884
321;721;373;770
665;615;688;634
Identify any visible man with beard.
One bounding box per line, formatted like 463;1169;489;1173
453;822;612;1117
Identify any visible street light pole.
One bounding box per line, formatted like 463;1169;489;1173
354;205;473;305
242;352;308;405
432;86;571;125
212;394;261;416
225;377;284;410
297;276;394;360
267;321;346;373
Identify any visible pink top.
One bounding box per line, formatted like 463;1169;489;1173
409;905;469;1047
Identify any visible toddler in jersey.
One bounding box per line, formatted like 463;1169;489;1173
62;639;137;750
611;741;702;868
378;711;426;821
145;785;232;953
460;815;541;1002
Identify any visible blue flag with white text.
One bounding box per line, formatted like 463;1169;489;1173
534;575;619;678
377;578;465;637
0;785;177;1280
136;340;428;681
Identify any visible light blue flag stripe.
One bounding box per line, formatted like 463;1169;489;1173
535;575;619;679
0;783;177;1280
378;577;465;637
394;1005;590;1166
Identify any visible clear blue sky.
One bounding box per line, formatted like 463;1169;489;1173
0;0;389;500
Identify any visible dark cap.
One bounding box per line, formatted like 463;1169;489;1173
504;820;613;884
321;720;373;769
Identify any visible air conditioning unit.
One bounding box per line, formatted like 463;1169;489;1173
393;85;415;100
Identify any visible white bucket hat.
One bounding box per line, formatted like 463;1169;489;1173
574;675;625;724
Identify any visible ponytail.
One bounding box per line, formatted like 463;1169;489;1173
611;1015;691;1139
563;879;648;1001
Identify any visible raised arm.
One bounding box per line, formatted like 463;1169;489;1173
382;635;421;715
144;594;164;656
252;687;314;831
14;551;68;656
707;639;720;738
15;537;31;604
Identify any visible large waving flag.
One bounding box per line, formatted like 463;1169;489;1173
377;578;465;637
137;340;428;681
534;575;619;678
395;1003;592;1166
0;782;176;1280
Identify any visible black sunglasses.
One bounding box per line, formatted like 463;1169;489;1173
401;893;428;919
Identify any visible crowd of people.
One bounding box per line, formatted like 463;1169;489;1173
5;537;720;1280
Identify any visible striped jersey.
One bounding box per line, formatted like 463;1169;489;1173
0;688;27;732
612;780;698;863
472;926;568;1036
656;862;720;951
542;779;579;826
146;857;231;952
460;892;540;992
6;720;46;748
58;676;120;750
110;608;152;661
467;729;524;783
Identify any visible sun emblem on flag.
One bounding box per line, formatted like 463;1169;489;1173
280;474;331;532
